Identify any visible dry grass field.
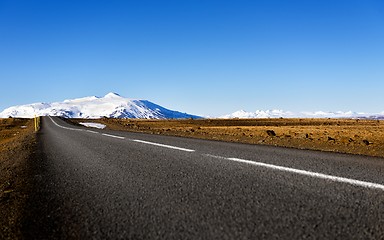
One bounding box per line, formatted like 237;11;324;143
0;118;36;239
71;118;384;158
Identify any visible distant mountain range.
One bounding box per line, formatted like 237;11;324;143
0;93;201;119
221;109;384;120
1;93;383;120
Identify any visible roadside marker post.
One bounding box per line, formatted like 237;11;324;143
34;115;39;132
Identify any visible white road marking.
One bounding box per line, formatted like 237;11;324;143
133;139;195;152
86;130;99;134
102;133;125;139
49;116;83;131
203;154;227;160
226;157;384;191
49;117;193;152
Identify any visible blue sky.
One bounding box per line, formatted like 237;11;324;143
1;0;383;117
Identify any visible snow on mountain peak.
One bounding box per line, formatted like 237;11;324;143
63;96;99;103
0;93;201;119
103;92;122;98
222;110;384;119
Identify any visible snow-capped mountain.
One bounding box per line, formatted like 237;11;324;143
221;110;384;119
222;110;295;119
0;93;201;119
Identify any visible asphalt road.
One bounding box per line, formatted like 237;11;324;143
22;116;384;239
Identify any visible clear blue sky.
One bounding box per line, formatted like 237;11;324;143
1;0;383;117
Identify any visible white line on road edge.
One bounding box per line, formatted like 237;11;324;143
226;157;384;191
133;139;195;152
49;116;83;131
102;133;125;139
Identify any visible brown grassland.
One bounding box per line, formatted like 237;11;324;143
0;118;36;239
71;118;384;158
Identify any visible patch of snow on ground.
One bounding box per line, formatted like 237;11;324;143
79;122;106;129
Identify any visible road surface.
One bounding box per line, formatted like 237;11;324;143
22;117;384;239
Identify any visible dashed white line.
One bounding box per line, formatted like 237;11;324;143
222;156;384;191
132;139;195;152
86;130;99;134
102;133;125;139
203;154;227;160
